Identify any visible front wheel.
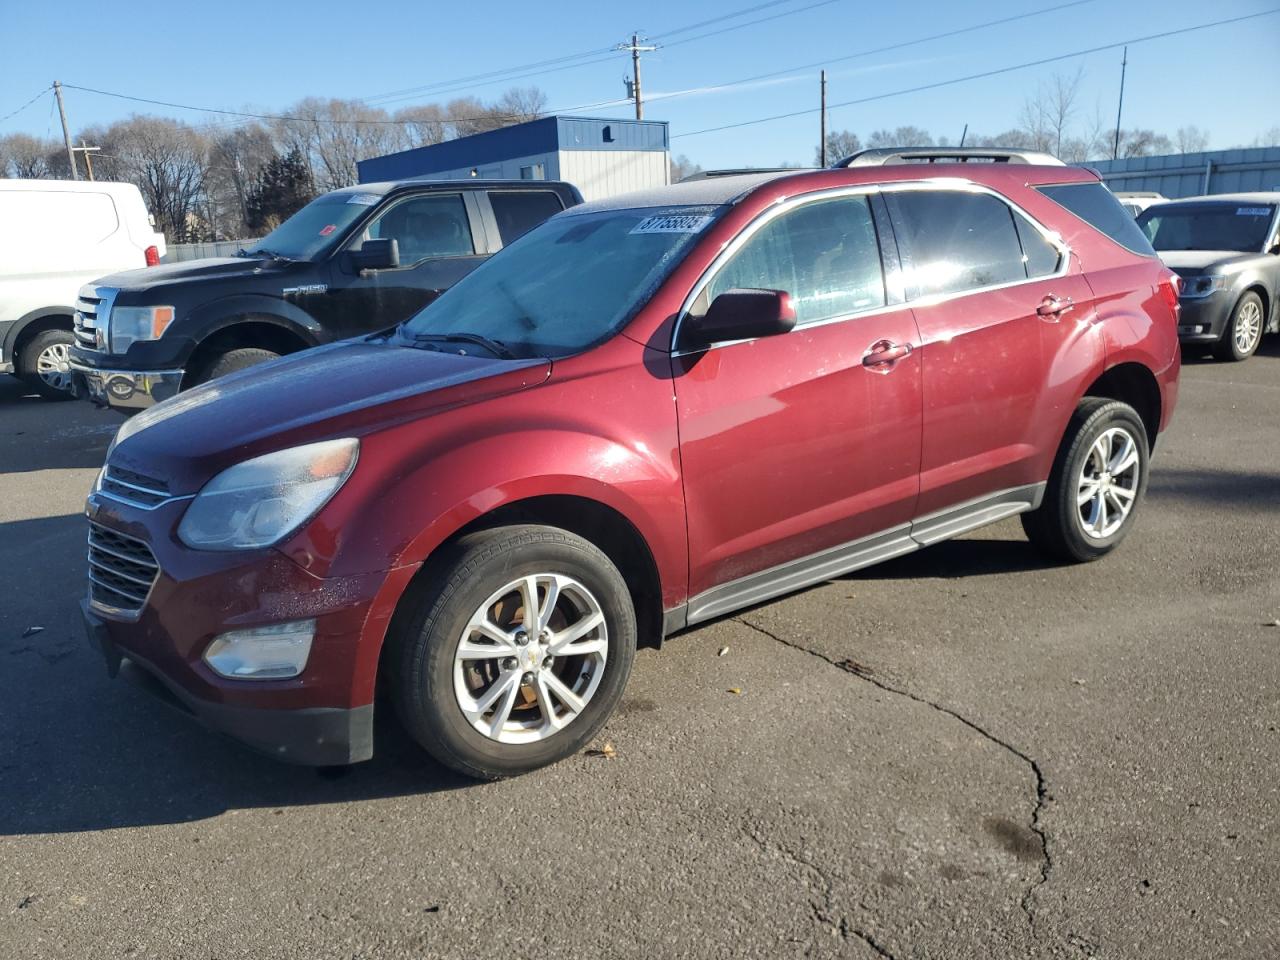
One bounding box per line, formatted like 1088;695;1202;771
1213;291;1264;362
1022;398;1149;563
389;525;636;779
20;329;77;400
193;347;281;385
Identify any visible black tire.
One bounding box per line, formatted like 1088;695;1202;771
195;347;280;384
1212;291;1264;362
19;328;77;401
389;524;636;780
1021;397;1150;563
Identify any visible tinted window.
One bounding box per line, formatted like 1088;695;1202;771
886;190;1027;298
490;191;564;245
402;205;716;358
1013;212;1062;278
1136;203;1276;254
706;195;885;325
1037;182;1156;256
363;193;474;262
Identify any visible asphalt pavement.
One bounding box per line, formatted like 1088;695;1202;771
1;341;1277;959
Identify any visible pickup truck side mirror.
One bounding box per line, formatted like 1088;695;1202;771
682;288;797;350
349;238;400;272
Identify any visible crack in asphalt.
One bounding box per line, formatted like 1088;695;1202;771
740;822;896;959
734;616;1052;941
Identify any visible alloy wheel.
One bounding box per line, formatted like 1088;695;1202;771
1233;298;1263;356
1076;426;1141;540
452;573;608;744
35;341;73;392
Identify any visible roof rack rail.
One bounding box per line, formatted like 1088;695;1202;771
833;147;1065;167
680;166;816;181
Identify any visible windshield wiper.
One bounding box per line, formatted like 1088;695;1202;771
401;331;516;360
238;247;296;262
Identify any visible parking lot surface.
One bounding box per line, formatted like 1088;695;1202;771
2;344;1278;959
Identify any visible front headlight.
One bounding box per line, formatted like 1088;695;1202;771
109;305;176;353
1180;275;1225;299
177;438;359;551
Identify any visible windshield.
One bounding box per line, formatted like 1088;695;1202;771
1137;203;1276;253
244;190;382;261
400;205;719;358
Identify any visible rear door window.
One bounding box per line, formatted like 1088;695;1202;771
1037;182;1156;256
489;191;565;245
705;194;886;325
885;190;1027;298
360;193;474;262
1013;213;1063;278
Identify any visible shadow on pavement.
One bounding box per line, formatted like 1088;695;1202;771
1149;467;1280;511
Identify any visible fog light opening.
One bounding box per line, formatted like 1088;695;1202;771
203;619;316;680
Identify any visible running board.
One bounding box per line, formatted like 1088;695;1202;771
674;482;1046;630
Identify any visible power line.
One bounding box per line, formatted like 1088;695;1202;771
0;86;52;125
673;8;1280;139
359;0;841;105
660;0;844;50
646;0;1094;108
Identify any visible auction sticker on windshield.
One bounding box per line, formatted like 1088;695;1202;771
346;193;381;206
1237;207;1271;216
630;214;714;235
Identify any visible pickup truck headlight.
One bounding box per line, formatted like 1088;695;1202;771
1179;275;1225;299
177;438;359;551
109;305;176;353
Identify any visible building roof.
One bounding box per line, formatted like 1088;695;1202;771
358;115;669;183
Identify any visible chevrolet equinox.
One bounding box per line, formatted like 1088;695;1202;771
82;159;1182;779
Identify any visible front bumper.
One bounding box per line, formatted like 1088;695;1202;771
1176;295;1230;343
82;600;373;765
71;363;184;412
80;492;414;766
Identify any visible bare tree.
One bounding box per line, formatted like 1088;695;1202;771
669;154;702;182
393;103;448;148
865;126;932;148
494;86;548;124
1042;67;1084;157
96;116;211;241
1175;125;1210;153
815;129;861;165
1116;128;1173;158
208;123;277;237
0;133;64;178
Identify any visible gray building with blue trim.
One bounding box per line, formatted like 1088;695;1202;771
358;115;671;201
1087;146;1280;199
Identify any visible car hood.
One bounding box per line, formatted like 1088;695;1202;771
94;256;294;293
1158;250;1263;276
109;339;551;492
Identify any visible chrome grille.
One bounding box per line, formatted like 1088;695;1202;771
88;522;159;614
73;286;115;351
100;465;170;508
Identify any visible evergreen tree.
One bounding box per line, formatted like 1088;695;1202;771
246;149;314;233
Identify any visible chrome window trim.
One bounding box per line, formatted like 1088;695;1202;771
670;179;1073;357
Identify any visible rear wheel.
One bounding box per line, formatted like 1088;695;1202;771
1022;398;1149;563
194;347;281;385
389;525;636;780
1213;291;1264;362
19;329;77;400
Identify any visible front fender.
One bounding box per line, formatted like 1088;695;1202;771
181;293;324;346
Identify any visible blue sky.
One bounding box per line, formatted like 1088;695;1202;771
2;0;1276;168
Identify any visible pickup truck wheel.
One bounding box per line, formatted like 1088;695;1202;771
390;524;636;780
20;329;77;400
195;347;281;384
1021;398;1149;563
1213;291;1264;362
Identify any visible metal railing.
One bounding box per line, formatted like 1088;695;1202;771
161;240;257;262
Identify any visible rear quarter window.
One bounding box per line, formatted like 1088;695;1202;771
1036;182;1156;257
489;191;565;246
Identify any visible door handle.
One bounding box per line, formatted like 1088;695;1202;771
862;339;912;370
1036;294;1075;318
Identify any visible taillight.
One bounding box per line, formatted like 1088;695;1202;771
144;245;160;267
1158;271;1181;318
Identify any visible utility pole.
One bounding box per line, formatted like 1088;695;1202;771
74;141;101;181
618;33;656;120
1112;46;1128;161
53;81;79;180
819;70;827;166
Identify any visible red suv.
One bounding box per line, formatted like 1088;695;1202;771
82;157;1181;778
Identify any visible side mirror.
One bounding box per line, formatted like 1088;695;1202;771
682;288;797;349
349;238;400;271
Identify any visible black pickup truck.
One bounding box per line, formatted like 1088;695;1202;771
69;179;581;412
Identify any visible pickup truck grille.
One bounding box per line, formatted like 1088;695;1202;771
74;287;114;350
99;465;171;508
88;522;160;614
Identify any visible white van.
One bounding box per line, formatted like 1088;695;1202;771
0;179;165;399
